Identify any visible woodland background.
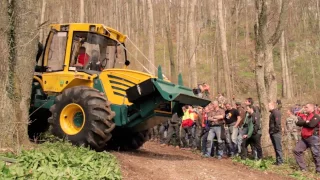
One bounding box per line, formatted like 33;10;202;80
36;0;320;103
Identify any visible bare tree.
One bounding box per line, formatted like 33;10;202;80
218;0;232;100
254;0;288;154
39;0;46;43
164;1;176;82
80;0;84;22
146;0;155;75
0;0;39;150
187;0;198;87
177;0;185;74
280;30;293;98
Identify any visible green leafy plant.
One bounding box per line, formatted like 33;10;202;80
233;156;317;180
0;142;121;180
233;156;272;170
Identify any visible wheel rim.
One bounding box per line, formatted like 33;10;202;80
60;103;86;135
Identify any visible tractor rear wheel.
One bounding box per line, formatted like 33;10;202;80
106;129;149;151
48;86;115;151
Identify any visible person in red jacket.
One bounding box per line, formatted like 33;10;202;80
74;47;90;67
294;103;320;173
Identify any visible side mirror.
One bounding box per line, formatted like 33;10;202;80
36;42;44;63
125;60;130;66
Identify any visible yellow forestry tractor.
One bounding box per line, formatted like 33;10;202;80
29;23;210;151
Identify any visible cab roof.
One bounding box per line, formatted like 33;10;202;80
50;23;127;43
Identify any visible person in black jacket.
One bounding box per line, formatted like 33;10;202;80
269;102;283;165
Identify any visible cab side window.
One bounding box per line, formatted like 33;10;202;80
47;32;67;71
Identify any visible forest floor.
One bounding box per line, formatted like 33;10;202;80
112;142;294;180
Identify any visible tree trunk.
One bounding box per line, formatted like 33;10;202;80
311;58;317;91
0;0;39;150
39;0;46;43
79;0;84;22
281;31;288;98
285;36;293;98
188;0;198;88
165;3;176;82
255;0;288;155
211;45;216;99
280;31;293;98
245;0;249;48
217;0;232;100
146;0;155;75
264;44;277;102
142;0;147;35
177;0;184;74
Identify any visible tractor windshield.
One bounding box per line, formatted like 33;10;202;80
70;32;126;71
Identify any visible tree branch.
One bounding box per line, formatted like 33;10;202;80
268;0;288;46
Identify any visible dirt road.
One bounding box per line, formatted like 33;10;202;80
112;142;292;180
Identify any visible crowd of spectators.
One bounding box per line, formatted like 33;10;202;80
149;91;320;174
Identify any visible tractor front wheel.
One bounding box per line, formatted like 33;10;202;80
48;86;115;151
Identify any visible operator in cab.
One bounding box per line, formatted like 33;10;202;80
74;47;90;67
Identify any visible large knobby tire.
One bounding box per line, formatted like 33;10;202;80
48;86;115;151
106;129;149;151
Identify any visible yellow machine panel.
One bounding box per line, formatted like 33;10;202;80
41;72;95;93
100;69;154;105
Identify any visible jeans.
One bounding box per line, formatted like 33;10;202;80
206;126;223;157
201;129;209;155
270;133;283;164
225;124;238;155
294;135;320;172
